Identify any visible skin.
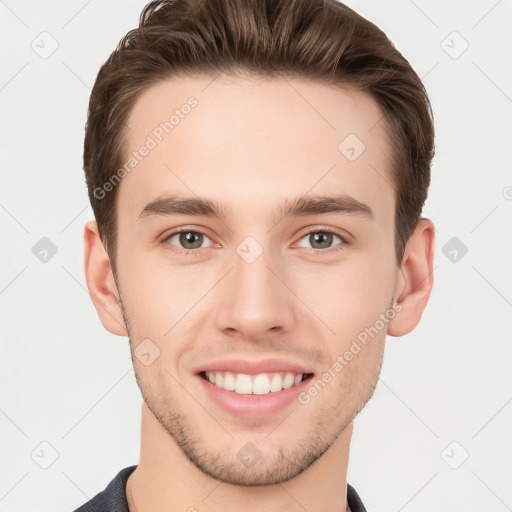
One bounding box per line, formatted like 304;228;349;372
84;73;435;512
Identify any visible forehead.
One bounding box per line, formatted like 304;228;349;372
119;74;395;227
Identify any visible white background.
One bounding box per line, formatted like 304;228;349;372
1;1;511;511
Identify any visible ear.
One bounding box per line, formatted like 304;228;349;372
387;218;436;337
83;219;128;336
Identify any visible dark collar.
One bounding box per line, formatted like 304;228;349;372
73;465;367;512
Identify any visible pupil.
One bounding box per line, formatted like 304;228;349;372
180;231;202;249
312;232;332;249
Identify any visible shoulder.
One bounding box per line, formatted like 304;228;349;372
347;482;367;512
71;465;137;512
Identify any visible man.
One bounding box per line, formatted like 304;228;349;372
75;0;435;510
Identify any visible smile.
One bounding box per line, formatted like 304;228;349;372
201;371;313;395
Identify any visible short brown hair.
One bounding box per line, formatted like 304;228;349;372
83;0;435;271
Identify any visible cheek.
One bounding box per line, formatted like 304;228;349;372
116;243;189;320
291;254;394;336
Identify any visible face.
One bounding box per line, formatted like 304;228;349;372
113;74;400;485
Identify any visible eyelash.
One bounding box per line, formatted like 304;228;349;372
160;227;350;256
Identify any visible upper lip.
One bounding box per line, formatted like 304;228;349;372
193;357;314;376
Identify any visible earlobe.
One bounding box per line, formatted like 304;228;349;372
83;219;128;336
387;218;436;337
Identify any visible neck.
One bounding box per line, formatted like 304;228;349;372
127;403;353;512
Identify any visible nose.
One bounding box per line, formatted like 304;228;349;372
215;245;296;341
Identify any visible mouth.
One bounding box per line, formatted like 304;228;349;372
199;370;314;395
193;358;316;417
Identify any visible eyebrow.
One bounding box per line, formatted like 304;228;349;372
138;193;375;224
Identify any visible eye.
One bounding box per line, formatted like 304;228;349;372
296;229;347;251
164;229;215;252
161;227;349;255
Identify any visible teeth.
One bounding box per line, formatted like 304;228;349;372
282;373;294;389
203;371;307;395
223;372;236;391
253;374;271;395
235;374;252;394
214;372;224;388
270;374;283;392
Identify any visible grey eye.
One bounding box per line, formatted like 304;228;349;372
167;231;212;250
297;231;343;250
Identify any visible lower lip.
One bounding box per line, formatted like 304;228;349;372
196;374;313;418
